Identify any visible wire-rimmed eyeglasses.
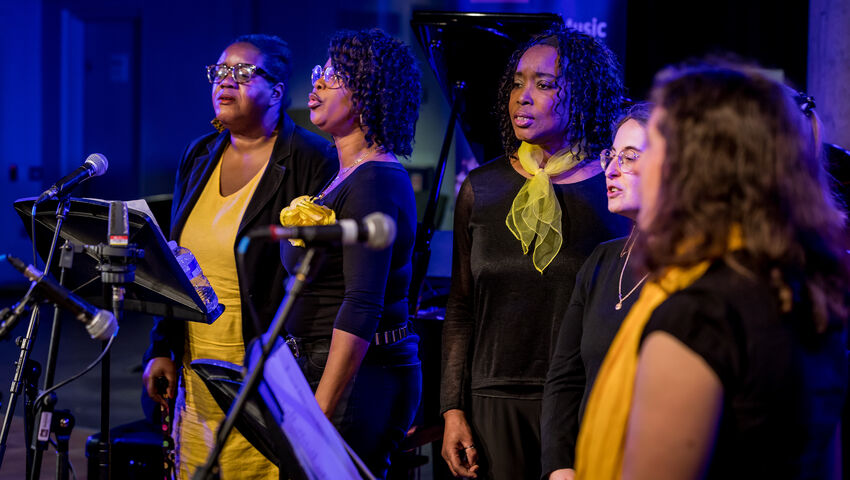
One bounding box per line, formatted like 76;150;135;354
311;65;345;89
600;148;641;173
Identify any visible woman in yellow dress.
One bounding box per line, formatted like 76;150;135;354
141;34;336;478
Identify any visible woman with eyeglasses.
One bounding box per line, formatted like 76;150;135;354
439;27;631;480
540;103;652;480
277;28;421;478
142;34;336;479
576;63;848;479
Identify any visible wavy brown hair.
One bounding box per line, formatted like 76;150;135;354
640;62;849;331
328;29;421;157
497;27;623;159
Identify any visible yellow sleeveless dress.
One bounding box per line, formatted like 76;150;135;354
174;156;278;479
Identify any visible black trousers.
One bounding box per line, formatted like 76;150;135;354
470;394;542;480
296;335;422;479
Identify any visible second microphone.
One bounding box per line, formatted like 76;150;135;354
249;212;396;250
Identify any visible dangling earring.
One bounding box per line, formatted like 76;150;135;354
359;113;364;125
211;118;225;133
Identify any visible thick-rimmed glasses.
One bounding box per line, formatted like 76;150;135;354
206;63;277;84
311;65;345;88
600;148;640;173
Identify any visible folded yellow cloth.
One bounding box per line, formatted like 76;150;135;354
279;195;337;247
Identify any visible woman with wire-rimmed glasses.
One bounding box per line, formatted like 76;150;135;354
141;34;336;479
541;102;652;480
277;28;422;479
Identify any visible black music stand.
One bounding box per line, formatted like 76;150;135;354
14;197;224;322
13;196;223;479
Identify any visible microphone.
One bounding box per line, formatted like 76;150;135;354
1;257;117;340
252;212;397;250
108;201;129;246
35;153;109;204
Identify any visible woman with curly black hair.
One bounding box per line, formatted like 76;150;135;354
440;27;631;479
278;28;421;478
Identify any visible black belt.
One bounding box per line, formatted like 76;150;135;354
373;323;412;346
285;323;413;358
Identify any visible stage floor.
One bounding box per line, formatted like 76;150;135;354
1;416;95;480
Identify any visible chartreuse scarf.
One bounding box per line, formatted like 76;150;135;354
506;141;586;273
575;230;743;479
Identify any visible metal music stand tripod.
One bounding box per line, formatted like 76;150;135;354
8;197;223;480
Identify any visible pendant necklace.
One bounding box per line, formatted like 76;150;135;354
316;147;374;200
616;229;649;310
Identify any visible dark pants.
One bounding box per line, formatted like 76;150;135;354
296;335;422;479
469;394;542;480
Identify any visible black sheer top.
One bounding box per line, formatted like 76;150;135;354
440;157;631;412
281;161;416;341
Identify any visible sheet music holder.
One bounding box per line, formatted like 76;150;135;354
14;197;223;323
244;337;366;479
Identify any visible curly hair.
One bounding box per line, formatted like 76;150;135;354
497;27;624;159
639;62;850;332
328;29;421;157
231;34;293;110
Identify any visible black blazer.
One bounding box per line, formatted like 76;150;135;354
144;114;337;364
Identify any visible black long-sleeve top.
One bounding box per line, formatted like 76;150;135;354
440;157;631;412
540;236;641;476
280;161;416;341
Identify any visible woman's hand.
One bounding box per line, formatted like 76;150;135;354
441;409;480;478
143;357;177;407
549;468;576;480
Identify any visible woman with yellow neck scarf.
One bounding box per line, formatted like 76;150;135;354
576;63;849;479
440;27;631;480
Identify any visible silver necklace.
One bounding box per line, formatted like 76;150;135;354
317;148;373;199
616;230;649;310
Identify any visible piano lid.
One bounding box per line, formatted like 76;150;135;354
411;11;563;163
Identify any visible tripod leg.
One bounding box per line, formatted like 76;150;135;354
53;409;74;480
0;305;40;470
29;392;57;480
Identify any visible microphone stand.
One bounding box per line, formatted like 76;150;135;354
0;197;71;470
29;242;77;480
86;201;143;480
193;246;324;480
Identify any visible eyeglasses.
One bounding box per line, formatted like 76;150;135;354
311;65;345;89
206;63;277;84
600;148;641;173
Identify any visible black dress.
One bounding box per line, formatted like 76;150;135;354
540;236;643;477
441;157;631;480
640;259;846;479
280;161;420;479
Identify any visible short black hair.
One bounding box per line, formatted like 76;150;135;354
231;34;293;110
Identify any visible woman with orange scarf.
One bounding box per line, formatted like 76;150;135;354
576;63;849;479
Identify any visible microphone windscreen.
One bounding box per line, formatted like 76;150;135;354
363;212;396;250
84;153;109;176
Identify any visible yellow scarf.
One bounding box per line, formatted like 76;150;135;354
575;230;743;479
505;142;586;273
